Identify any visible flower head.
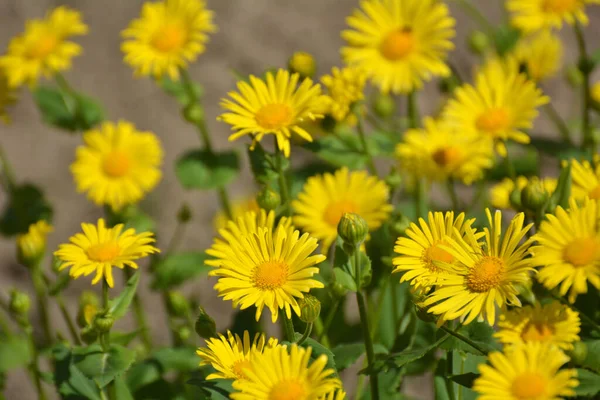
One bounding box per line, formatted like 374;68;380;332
219;69;327;157
507;0;599;33
570;158;600;201
17;220;53;266
292;167;393;253
71;120;163;210
321;66;367;122
230;344;341;400
121;0;216;79
512;30;563;81
341;0;455;94
473;342;578;399
0;6;87;87
54;219;159;287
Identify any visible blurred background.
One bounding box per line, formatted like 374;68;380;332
1;0;599;398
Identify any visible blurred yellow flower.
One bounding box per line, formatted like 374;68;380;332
0;71;17;123
17;220;53;265
507;0;599;33
54;219;159;288
592;81;600;104
212;196;260;232
121;0;216;79
219;69;326;157
0;6;88;87
513;30;563;81
321;66;366;122
489;176;529;209
341;0;455;94
71;120;163;210
288;51;316;79
571;158;600;201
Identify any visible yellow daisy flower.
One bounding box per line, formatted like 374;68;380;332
513;30;563;81
393;211;481;292
292;167;393;252
219;69;326;157
0;6;88;87
196;330;277;380
323;390;347;400
473;342;578;399
489;176;529;209
17;220;53;265
71;120;163;211
531;198;600;303
0;71;17;123
424;210;534;325
213;196;260;232
321;66;367;122
592;81;600;104
442;60;549;156
507;0;600;33
230;344;341;400
395;117;494;185
570;158;600;201
54;219;159;288
206;219;325;322
341;0;455;94
121;0;216;79
495;302;580;350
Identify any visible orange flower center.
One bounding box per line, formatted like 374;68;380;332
269;380;306;400
86;242;120;262
542;0;577;13
424;242;454;273
323;200;357;227
103;151;131;178
588;184;600;200
563;237;600;267
231;359;252;379
255;103;293;130
511;373;547;399
466;256;504;293
152;24;187;52
380;28;415;61
476;107;511;134
26;35;58;59
253;260;288;290
521;322;554;342
432;146;462;167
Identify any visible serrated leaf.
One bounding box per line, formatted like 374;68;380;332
108;270;140;320
333;268;356;292
151;252;210;290
63;364;103;400
0;184;53;236
73;344;136;388
303;134;368;169
151;347;199;372
176;149;240;190
437;323;500;355
574;368;600;396
0;336;31;372
332;343;365;371
110;329;143;346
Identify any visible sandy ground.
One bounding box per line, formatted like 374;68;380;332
1;0;599;398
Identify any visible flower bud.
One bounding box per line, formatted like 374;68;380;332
177;326;192;342
337;213;369;251
93;314;114;334
372;93;395;119
256;187;281;211
80;326;98;344
330;281;348;298
521;178;549;212
389;212;411;238
167;291;190;317
509;186;523;211
78;303;99;328
16;221;53;268
9;290;30;317
182;103;204;125
567;341;588;365
298;295;321;324
177;203;192;223
566;65;583;87
288;51;316;79
195;306;217;339
468;31;490;55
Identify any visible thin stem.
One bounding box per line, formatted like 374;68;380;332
124;268;152;351
439;324;488;356
447;180;460;210
275;147;291;216
31;264;52;344
573;23;593;154
25;325;47;400
369;277;391;339
407;91;419;129
446;321;456;400
283;315;295;342
296;323;313;345
0;143;16;193
165;220;186;255
316;298;340;346
56;296;81;345
356;112;378;176
217;188;233;220
543;103;572;144
161;292;178;346
101;279;110;351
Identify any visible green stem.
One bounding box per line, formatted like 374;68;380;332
369;277;391;339
217;188;233;220
25;325;47;400
124;268;152;350
439;324;488;356
283;315;295;342
354;251;379;400
101;279;110;351
446;324;456;400
0;143;16;193
407;91;419;129
447;180;460;210
296;323;313;345
275;148;291;216
573;23;594;154
162;292;178;346
56;295;81;345
356;112;378;176
31;265;52;344
312;318;329;348
543;103;572;144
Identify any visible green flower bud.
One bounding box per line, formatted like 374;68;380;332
521;178;549;212
182;103;204;125
288;51;316;79
567;341;588;365
80;326;98;344
515;283;536;306
330;281;348;298
195;306;217;339
298;295;321;324
177;203;192;223
93;314;114;334
9;290;30;317
167;291;190;317
177;326;191;342
372;93;395;119
52;256;63;274
389;212;411;238
337;213;369;251
256;187;281;211
566;65;583;87
468;31;490;55
509;186;523;211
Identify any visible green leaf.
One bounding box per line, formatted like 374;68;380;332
187;367;233;399
176;149;240;190
548;162;571;211
109;270;140;320
333;240;371;289
376;281;412;350
331;343;365;371
437;323;500;355
434;359;452;400
303;133;368;169
333;268;357;292
159;76;203;105
0;336;31;372
581;340;600;373
0;184;53;236
450;372;479;388
48;272;71;296
151;252;210;290
247;142;278;185
574;368;600;396
114;375;134;400
73;344;136;388
110;330;143;346
52;344;103;400
494;25;520;56
151;347;199;372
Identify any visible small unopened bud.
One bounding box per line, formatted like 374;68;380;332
52;256;63;274
195;306;217;339
177;326;192;342
521;178;549;212
567;341;588;365
177;203;192;223
509;186;523;211
80;326;98;344
468;31;490;55
330;281;348;298
167;291;190;317
515;283;536;305
298;295;321;324
182;103;204;125
372;93;395;119
9;290;30;317
566;65;583;88
93;314;114;334
389;213;411;238
288;51;316;79
256;187;281;211
337;213;369;252
78;303;99;328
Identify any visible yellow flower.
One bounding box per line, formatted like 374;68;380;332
292;167;393;253
570;158;600;201
121;0;216;79
17;220;53;265
592;81;600;104
393;211;481;292
206;214;325;322
489;176;529;209
341;0;455;94
473;342;578;399
54;219;159;288
0;71;17;123
513;30;563;81
213;196;260;232
219;69;326;157
442;60;549;157
71;120;163;211
0;6;87;87
288;51;316;79
230;344;341;400
323;390;347;400
495;302;580;350
531;198;600;303
395;117;494;185
196;330;277;380
321;66;367;122
507;0;599;33
424;210;534;325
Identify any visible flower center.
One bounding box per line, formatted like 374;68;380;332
466;256;504;293
380;28;415;61
269;380;306;400
423;242;454;272
253;260;289;290
588;184;600;200
476;107;511;134
432;146;462;167
231;359;252;379
511;373;547;399
26;35;58;59
542;0;577;13
86;242;121;262
521;322;554;342
103;151;131;178
323;200;357;227
255;103;293;130
563;237;600;267
152;24;187;52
